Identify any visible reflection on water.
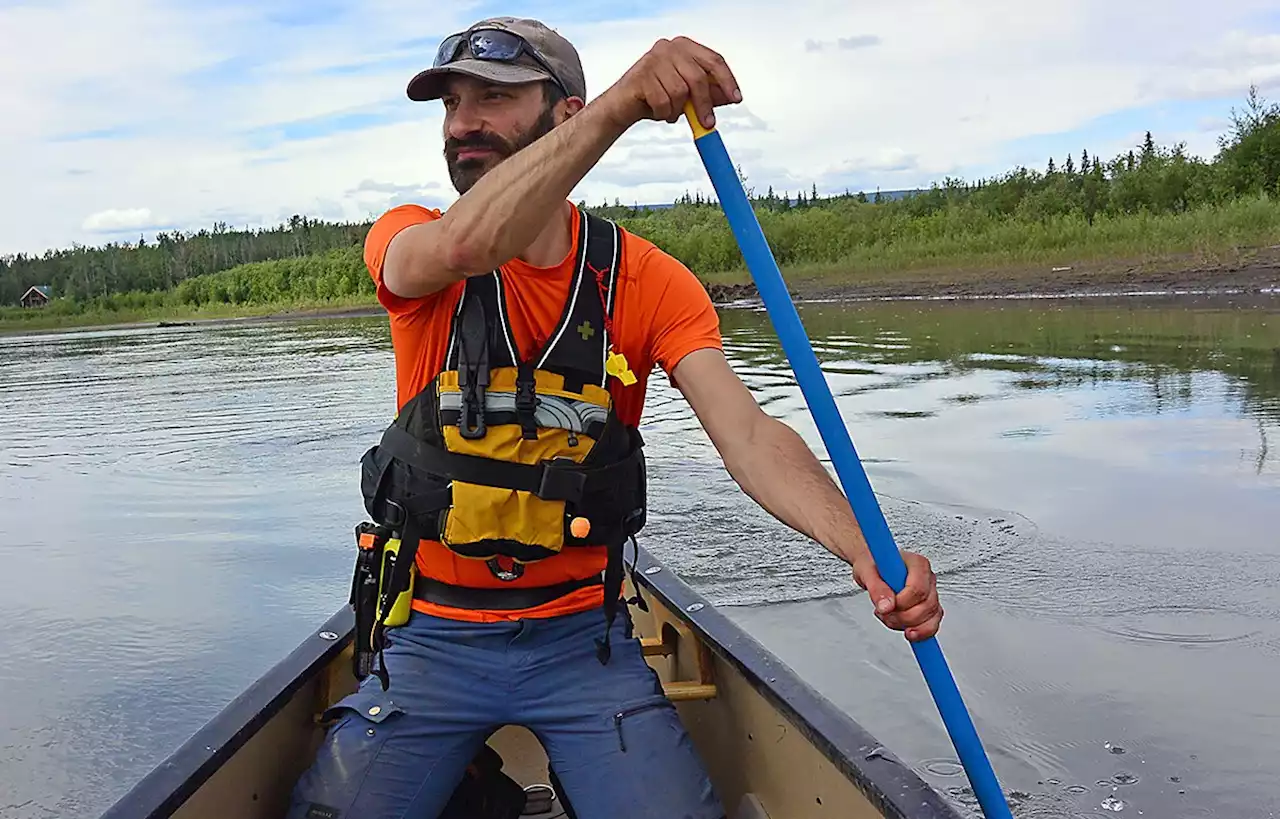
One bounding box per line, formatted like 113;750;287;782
1;294;1277;819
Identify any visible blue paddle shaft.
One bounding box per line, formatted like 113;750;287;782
685;115;1014;819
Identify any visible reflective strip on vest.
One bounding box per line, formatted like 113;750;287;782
438;390;608;434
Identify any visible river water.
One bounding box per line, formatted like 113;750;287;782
1;294;1277;819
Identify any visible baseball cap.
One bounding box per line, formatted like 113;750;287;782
406;17;587;102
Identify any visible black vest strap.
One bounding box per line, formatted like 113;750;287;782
454;281;492;440
368;513;425;691
514;359;537;440
534;211;621;388
446;273;518;372
378;424;641;505
444;209;623;389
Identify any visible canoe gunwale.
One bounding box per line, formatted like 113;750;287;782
629;546;965;819
99;549;965;819
98;606;356;819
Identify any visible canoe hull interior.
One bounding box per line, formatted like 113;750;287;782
101;550;964;819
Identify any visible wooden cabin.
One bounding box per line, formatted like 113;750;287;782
20;285;52;308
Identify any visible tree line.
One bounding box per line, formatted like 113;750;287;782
4;86;1278;309
0;215;369;306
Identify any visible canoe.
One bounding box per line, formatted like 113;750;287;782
99;547;964;819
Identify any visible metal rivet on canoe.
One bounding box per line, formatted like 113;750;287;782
643;566;662;575
686;603;704;612
318;631;338;641
368;706;381;716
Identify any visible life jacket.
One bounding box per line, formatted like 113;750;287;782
359;209;648;686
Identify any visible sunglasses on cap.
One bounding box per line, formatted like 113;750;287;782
434;28;567;95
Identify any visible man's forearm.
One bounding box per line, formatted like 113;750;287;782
723;412;873;566
437;95;632;275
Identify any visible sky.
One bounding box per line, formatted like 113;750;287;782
2;0;1279;257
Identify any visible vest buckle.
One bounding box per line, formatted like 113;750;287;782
458;390;486;439
537;457;587;503
514;361;538;441
457;360;489;440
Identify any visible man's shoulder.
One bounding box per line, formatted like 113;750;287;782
362;203;449;315
386;202;443;221
364;204;443;259
368;203;442;238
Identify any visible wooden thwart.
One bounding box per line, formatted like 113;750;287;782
664;682;720;701
639;635;669;656
642;621;718;702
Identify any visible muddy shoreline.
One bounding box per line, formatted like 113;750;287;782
703;247;1280;304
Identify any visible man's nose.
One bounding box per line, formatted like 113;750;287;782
446;100;486;140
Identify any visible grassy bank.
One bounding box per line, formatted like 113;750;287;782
634;193;1280;288
0;293;377;335
0;247;375;334
6;193;1280;336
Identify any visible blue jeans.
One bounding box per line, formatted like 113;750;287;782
286;605;724;819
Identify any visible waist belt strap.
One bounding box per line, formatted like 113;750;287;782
413;573;605;611
379;425;637;504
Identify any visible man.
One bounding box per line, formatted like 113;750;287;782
289;16;943;819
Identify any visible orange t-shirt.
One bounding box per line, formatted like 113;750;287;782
363;201;723;622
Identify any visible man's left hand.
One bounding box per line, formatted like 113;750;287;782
852;551;943;642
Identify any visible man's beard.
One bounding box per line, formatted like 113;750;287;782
445;105;557;194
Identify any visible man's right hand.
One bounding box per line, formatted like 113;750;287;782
601;37;742;132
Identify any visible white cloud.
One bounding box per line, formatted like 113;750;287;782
82;208;156;232
805;35;882;52
1198;116;1234;133
1;0;1279;255
838;148;922;176
346;178;449;213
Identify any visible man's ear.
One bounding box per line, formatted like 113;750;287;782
560;96;586;122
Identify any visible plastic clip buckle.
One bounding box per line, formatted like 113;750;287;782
537;458;587;502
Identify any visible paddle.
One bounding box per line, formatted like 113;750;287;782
680;101;1014;819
